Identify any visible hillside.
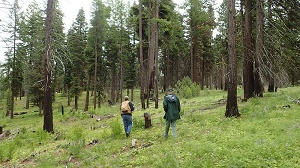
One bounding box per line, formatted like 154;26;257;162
1;87;300;167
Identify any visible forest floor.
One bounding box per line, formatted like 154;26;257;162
1;87;300;167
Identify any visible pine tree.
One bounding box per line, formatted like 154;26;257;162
86;0;110;109
1;0;23;119
21;1;45;114
66;8;88;110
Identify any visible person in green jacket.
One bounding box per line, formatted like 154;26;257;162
163;88;181;138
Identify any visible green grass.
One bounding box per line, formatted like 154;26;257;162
1;87;300;167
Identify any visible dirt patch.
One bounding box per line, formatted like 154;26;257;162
21;156;37;167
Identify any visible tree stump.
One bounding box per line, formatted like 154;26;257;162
6;110;10;116
144;112;152;128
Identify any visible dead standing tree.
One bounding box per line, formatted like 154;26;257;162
43;0;54;133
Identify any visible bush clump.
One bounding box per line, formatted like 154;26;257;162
175;76;201;99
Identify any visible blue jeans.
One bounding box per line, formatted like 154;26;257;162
164;120;177;137
121;115;132;134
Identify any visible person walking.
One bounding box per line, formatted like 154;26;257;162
163;88;181;138
120;96;134;137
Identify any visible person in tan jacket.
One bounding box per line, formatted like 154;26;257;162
120;96;134;137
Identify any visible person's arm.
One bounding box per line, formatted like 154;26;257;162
163;96;168;112
129;102;134;112
177;96;180;112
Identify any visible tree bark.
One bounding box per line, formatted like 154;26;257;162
225;0;240;118
74;95;78;111
148;0;159;108
43;0;54;133
67;89;70;106
221;54;225;90
243;0;255;99
10;3;18;119
267;0;275;92
111;69;117;104
84;73;91;111
93;41;98;110
192;38;199;84
139;0;145;109
163;49;170;92
119;25;124;104
254;0;264;97
154;0;159;108
25;95;29;109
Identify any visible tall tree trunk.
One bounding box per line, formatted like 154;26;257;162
268;59;275;92
74;95;78;111
154;0;159;108
67;89;70;106
192;38;199;84
119;26;123;104
221;54;225;90
225;0;240;118
25;61;30;109
201;53;205;90
163;49;170;91
19;88;22;100
131;88;134;101
39;103;43;117
146;0;152;109
131;27;136;102
97;91;101;108
119;61;122;104
93;41;98;110
254;0;264;97
25;95;29;109
111;71;117;104
139;0;145;109
10;3;18;119
84;73;91;111
148;0;158;108
116;71;120;103
243;0;255;99
43;0;54;133
267;0;275;92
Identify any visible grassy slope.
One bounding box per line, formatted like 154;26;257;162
0;87;300;167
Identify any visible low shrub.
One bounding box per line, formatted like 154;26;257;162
110;118;122;138
175;76;201;99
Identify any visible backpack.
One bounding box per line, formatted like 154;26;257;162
121;101;131;113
